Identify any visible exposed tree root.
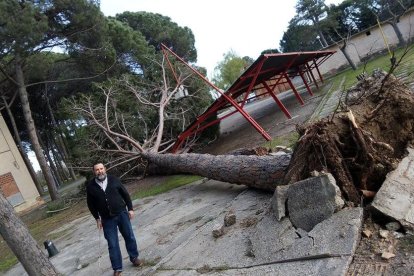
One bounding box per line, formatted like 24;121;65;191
284;70;414;205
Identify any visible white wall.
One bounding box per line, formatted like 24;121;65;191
318;10;414;75
0;113;42;213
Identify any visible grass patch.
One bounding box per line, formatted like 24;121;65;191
0;256;17;272
263;131;300;149
131;175;203;200
327;46;414;91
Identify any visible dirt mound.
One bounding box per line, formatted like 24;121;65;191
284;69;414;204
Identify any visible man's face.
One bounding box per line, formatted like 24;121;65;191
93;163;107;180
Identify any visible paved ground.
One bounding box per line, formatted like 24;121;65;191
5;179;363;276
5;78;368;276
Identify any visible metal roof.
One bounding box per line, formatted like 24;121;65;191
212;50;335;110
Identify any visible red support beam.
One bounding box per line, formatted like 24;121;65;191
283;73;304;105
162;44;273;152
240;58;267;108
306;62;319;89
298;68;314;96
313;59;324;82
262;82;292;119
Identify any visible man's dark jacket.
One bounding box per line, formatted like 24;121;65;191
86;174;133;220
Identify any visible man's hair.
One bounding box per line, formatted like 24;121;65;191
92;162;105;170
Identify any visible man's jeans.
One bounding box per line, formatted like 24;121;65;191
102;211;139;271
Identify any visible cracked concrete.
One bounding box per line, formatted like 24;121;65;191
6;179;363;276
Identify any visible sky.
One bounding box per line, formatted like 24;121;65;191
100;0;343;78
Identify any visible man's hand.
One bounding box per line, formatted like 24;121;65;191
96;219;102;229
128;210;134;220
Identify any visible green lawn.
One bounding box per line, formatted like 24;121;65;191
327;46;414;91
131;174;204;200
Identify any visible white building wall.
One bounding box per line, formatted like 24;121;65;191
318;10;414;75
0;113;42;213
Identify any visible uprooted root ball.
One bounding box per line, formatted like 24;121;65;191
284;69;414;204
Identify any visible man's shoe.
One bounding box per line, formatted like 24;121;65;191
113;271;122;276
132;257;143;267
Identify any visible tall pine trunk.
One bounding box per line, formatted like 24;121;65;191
142;152;291;191
340;45;357;70
389;20;405;46
0;193;59;275
45;90;76;180
15;55;59;200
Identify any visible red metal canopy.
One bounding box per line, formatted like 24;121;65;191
161;45;335;153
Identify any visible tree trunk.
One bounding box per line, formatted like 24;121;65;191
45;90;76;180
15;56;59;200
142;152;291;192
0;193;59;275
52;146;69;181
46;132;68;182
340;46;357;70
2;96;43;195
318;30;328;47
38;133;63;187
390;20;405;46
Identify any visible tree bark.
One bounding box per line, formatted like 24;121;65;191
15;55;59;200
46;132;68;182
45;90;76;180
2;96;43;195
142;152;291;192
318;30;328;47
38;133;63;187
340;45;357;70
389;20;405;46
0;193;59;275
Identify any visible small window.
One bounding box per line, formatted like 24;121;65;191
366;31;371;36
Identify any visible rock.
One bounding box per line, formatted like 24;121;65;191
381;252;396;260
224;211;236;226
362;229;373;238
270;185;290;221
274;146;292;153
385;221;401;231
212;224;224;238
287;173;343;232
371;147;414;231
379;229;389;239
269;151;288;157
310;170;320;177
324;173;345;211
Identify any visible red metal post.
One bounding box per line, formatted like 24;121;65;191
306;62;319;89
262;82;292;119
313;59;324;82
283;73;304;105
298;68;314;96
239;57;267;108
162;44;272;152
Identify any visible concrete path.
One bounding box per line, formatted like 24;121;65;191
6;179;363;276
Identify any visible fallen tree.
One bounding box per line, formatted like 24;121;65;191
142;152;291;191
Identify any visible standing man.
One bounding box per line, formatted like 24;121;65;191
86;162;142;276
